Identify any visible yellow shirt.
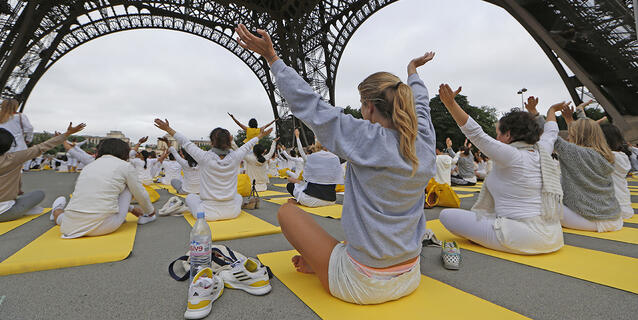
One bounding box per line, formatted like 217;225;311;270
244;127;261;143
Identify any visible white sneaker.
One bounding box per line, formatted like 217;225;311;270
211;245;271;296
137;213;156;225
184;267;223;320
159;196;187;216
51;196;66;221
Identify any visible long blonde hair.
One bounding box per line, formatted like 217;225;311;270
358;72;419;175
568;118;615;163
0;99;19;123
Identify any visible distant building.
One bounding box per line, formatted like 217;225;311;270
83;130;131;146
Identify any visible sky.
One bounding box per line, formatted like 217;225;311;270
26;0;573;143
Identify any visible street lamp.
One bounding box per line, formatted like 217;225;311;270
517;88;528;108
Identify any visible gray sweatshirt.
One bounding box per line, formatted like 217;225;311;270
554;137;620;220
271;59;436;268
447;147;475;179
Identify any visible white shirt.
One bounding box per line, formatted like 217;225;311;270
243;140;277;187
169;147;200;194
62;155;154;238
461;118;559;220
0;113;33;153
303;150;344;185
160;160;182;185
130;158;157;185
611;151;633;218
434;154;452;185
174;132;257;205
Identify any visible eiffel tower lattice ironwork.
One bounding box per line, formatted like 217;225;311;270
0;1;636;141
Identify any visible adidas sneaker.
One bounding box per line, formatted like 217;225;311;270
211;246;272;296
184;267;223;320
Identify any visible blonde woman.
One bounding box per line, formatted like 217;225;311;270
0;99;33;154
555;105;622;232
236;24;436;305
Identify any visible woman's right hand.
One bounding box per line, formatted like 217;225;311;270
438;84;462;109
524;96;539;116
235;24;277;64
294;128;300;138
63;122;86;137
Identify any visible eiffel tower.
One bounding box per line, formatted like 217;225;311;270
0;1;636;141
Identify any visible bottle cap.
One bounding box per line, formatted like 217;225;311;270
197;212;205;219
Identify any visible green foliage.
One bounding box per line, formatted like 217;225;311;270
30;132;96;154
233;129;274;150
429;94;499;150
343;106;362;119
200;144;212;151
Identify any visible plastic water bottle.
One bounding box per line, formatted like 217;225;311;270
189;212;212;282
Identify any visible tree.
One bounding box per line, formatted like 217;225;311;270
343;106;362;119
429;94;499;150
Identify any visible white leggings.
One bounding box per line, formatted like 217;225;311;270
57;189;132;237
439;209;514;253
286;170;300;179
185;193;242;221
561;205;623;232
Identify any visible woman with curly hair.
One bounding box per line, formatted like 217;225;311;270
439;93;566;254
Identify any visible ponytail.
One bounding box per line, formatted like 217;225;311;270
140;150;150;169
391;82;419;176
359;72;419;176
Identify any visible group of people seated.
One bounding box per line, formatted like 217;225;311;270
0;23;636;308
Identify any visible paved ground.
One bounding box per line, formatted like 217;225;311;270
0;170;637;319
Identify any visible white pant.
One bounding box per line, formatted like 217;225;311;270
561;205;623;232
185;193;242;221
439;209;563;254
293;182;335;208
57;189;132;238
328;243;421;305
286;170;300;179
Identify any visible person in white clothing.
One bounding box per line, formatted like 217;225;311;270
434;147;453;186
474;151;490;180
154;118;273;221
0;99;33;154
130;149;157;185
51;138;157;238
169;147;200;195
244;138;278;192
439;89;566;254
600;124;634;219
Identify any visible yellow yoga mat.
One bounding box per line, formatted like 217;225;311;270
563;227;638;245
183;211;281;241
0;208;51;236
0;214;138;276
428;220;638;294
151;183;178;194
274;183;287;188
264;197;343;219
632;203;638;209
625;215;638;224
451;187;482;193
458;194;475;199
259;190;290;197
257;250;528;320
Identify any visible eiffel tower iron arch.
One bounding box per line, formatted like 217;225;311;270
0;0;637;141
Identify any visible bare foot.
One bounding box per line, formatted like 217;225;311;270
292;255;314;274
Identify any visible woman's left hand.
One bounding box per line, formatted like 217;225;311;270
235;24;277;62
154;119;175;135
408;52;435;75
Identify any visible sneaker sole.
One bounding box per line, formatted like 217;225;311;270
224;281;271;296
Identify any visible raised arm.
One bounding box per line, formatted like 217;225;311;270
260;118;277;131
154;119;207;163
407;52;436;149
439;84;520;165
20;114;34;144
234;128;272;160
169;147;188;168
536;102;567;153
228;113;247;131
65;141;94;166
9;122;85;165
294;129;307;161
265;137;279;161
